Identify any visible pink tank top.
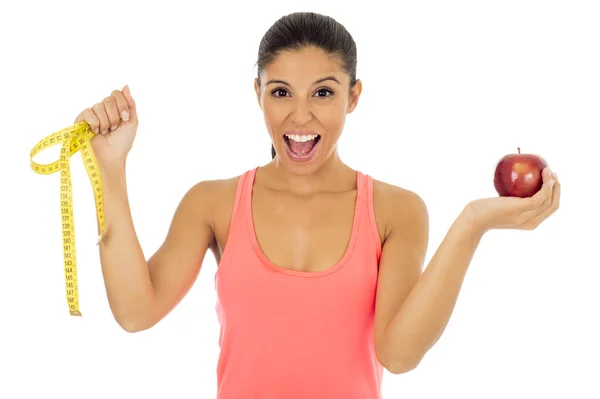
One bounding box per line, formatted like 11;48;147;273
214;167;383;398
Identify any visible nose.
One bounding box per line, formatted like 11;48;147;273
290;99;313;125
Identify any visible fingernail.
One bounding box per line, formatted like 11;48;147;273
110;125;117;131
102;129;108;135
122;110;129;121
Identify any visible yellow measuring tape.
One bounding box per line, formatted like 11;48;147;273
30;121;105;316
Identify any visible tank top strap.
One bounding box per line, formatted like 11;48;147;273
226;167;258;236
356;171;367;204
228;168;381;260
357;171;383;261
241;167;259;199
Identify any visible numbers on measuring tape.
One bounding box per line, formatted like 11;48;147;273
30;121;105;316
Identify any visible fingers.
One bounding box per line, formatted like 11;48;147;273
536;168;554;209
74;86;134;135
101;90;131;133
92;102;111;135
550;172;560;212
524;167;554;211
106;91;129;130
122;85;137;124
551;172;560;209
74;108;101;134
103;96;120;132
110;89;130;122
524;172;561;229
522;173;560;230
122;85;135;108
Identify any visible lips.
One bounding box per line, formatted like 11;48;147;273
282;131;321;163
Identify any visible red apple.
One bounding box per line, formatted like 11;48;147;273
494;147;548;198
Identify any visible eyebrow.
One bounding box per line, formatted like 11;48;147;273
265;76;341;86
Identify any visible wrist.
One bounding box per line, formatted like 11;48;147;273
100;158;126;173
99;160;127;184
457;203;488;238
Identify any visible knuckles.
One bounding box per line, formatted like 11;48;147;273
83;109;99;125
103;96;116;106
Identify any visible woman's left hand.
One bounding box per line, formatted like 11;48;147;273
463;167;560;233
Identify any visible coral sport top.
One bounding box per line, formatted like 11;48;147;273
214;167;383;398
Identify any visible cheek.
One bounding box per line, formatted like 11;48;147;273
314;101;346;133
261;98;347;134
262;102;286;128
260;109;279;142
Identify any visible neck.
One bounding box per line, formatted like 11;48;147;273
263;148;355;196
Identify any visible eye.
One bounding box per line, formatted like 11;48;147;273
271;88;290;98
314;88;334;98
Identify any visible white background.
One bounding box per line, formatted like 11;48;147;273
1;0;599;398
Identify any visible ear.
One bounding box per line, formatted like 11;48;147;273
346;79;362;114
254;78;262;109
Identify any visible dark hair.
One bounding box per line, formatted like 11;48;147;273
256;12;358;159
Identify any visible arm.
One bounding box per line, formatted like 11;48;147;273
374;169;559;374
98;164;215;332
374;200;481;374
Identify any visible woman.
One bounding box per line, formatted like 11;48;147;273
74;11;560;399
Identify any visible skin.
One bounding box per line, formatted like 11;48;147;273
254;46;359;181
75;46;561;376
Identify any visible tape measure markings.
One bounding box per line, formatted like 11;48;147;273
30;121;105;316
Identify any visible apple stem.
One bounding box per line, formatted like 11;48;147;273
518;147;521;154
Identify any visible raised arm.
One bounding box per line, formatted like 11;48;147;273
75;86;215;332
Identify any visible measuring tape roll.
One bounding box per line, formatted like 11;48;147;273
30;121;105;316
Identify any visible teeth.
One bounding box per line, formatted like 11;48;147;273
285;134;319;143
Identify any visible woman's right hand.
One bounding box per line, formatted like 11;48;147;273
74;85;138;168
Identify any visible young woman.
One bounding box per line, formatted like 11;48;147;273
74;11;560;399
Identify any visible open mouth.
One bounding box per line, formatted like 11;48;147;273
283;133;321;162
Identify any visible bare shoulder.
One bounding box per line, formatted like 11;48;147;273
184;175;241;226
141;174;242;330
372;179;428;242
188;175;240;202
372;179;426;211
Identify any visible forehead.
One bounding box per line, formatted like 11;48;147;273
262;46;346;84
